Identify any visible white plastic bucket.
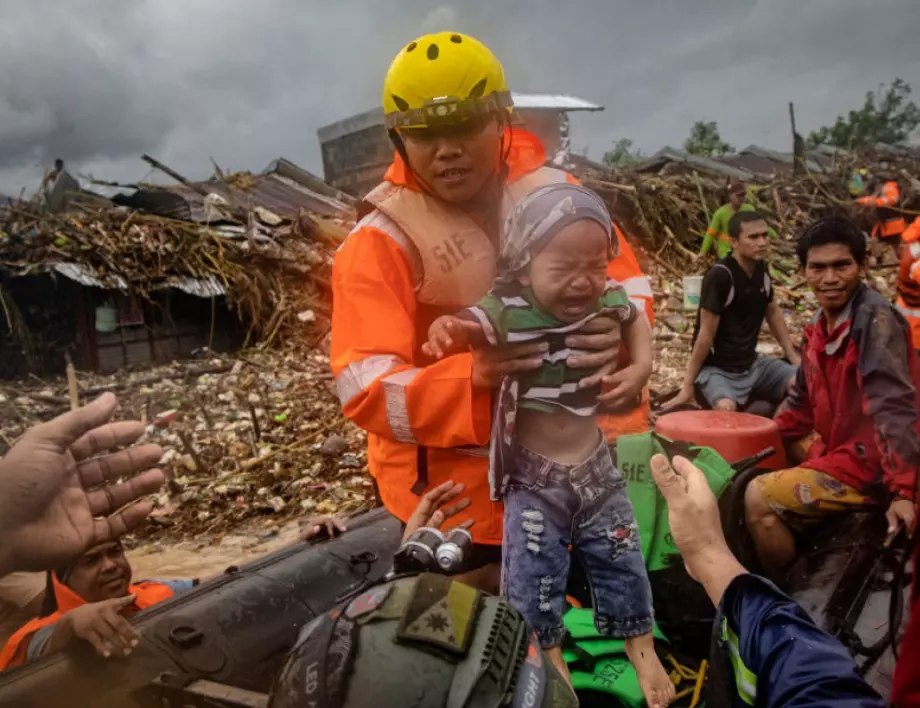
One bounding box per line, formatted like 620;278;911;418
683;275;703;310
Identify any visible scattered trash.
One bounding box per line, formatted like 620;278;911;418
320;435;350;457
0;350;372;543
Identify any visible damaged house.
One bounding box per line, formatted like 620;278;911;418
0;159;353;379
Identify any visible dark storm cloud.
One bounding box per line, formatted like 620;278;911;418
0;0;917;193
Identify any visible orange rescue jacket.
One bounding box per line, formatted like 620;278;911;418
331;128;654;543
897;218;920;349
0;574;175;670
859;181;907;238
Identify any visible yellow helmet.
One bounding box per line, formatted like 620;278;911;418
382;32;512;130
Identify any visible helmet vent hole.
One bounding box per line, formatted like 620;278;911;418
468;78;487;99
406;41;417;52
427;43;439;60
450;34;462;43
392;95;410;112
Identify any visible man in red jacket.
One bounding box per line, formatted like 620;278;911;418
745;215;919;575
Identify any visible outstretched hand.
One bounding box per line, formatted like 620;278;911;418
0;393;166;575
61;595;139;659
402;480;473;542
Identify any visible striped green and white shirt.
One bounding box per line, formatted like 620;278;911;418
462;280;637;416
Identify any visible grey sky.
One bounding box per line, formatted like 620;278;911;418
1;0;918;195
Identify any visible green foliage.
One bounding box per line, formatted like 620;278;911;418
807;78;920;149
683;120;735;156
603;138;641;168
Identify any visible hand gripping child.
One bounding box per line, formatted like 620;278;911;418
422;184;674;707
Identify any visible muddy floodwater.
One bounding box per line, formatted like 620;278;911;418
127;521;304;581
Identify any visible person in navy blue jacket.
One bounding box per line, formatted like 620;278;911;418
649;452;885;707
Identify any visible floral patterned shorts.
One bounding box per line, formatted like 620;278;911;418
751;466;870;530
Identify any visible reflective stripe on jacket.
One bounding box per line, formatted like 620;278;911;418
716;573;883;707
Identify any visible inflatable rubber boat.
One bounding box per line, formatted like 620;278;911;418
0;434;907;706
0;509;402;708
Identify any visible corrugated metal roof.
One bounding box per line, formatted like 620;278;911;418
737;145;825;174
317;92;604;143
53;263;128;290
635;147;754;180
118;159;355;224
510;93;604;112
719;154;791;178
50;262;225;298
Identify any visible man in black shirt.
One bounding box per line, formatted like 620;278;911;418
664;210;800;411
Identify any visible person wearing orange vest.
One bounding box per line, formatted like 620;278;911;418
330;32;654;588
0;540;195;671
895;217;920;351
857;175;907;249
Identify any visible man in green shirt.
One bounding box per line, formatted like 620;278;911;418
700;181;777;258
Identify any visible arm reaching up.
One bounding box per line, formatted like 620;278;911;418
648;454;885;707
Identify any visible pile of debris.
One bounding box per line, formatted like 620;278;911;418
0;150;912;543
571;152;917;398
0;198;348;350
0;349;373;539
583;163;909;258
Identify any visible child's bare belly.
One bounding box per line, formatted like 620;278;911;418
516;407;600;464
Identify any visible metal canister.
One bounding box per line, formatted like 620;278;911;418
394;527;445;573
435;527;474;572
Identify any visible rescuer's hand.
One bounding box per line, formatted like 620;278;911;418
402;481;473;542
58;595;139;659
470;341;545;389
0;393;165;577
564;316;623;388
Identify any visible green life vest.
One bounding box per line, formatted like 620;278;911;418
617;431;735;571
563;607;668;707
563;431;736;704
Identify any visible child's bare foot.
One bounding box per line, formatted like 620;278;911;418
624;633;676;708
545;646;574;692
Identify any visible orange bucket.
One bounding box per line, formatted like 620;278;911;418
655;410;787;470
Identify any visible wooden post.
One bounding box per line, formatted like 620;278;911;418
64;352;79;410
141;155;209;196
790;102;805;176
788;102;797;147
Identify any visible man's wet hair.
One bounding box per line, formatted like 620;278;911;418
728;210;765;240
796;215;867;267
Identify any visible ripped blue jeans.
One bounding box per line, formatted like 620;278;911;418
500;438;654;648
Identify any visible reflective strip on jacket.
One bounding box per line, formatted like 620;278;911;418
330;128;654;542
716;573;883;707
